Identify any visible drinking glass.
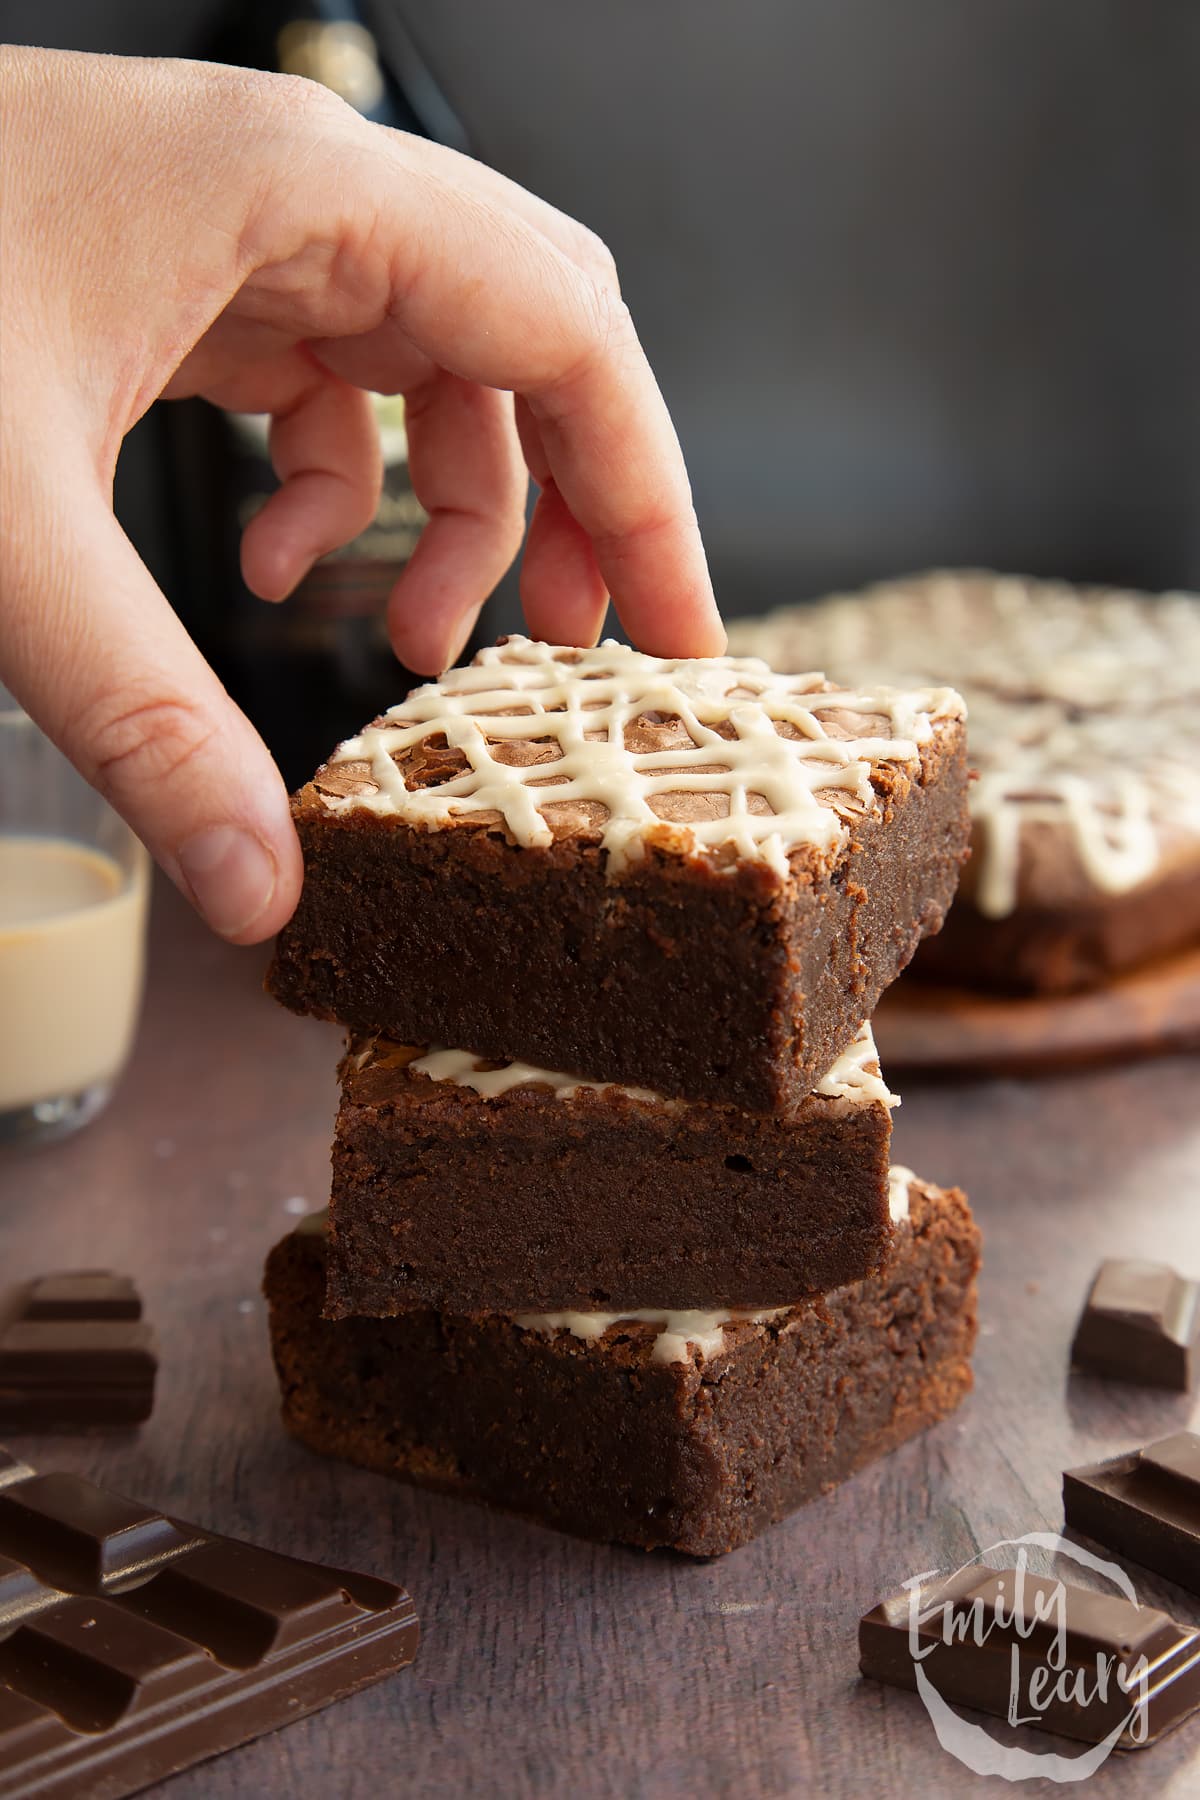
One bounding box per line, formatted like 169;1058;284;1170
0;690;150;1145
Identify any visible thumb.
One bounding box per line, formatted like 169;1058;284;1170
1;457;302;944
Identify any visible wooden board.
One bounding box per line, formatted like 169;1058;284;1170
874;942;1200;1073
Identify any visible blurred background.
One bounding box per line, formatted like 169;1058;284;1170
4;1;1198;783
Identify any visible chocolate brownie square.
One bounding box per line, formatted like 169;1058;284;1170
729;572;1200;993
263;1170;979;1556
268;638;968;1111
327;1021;897;1316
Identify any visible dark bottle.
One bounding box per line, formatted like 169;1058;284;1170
164;2;470;789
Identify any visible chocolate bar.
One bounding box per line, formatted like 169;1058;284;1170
0;1273;157;1428
1070;1260;1199;1391
1065;1432;1200;1595
0;1447;418;1797
861;1563;1200;1748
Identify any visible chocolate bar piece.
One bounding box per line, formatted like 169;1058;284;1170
267;637;968;1113
1070;1260;1199;1390
266;1170;979;1556
861;1563;1200;1748
1064;1432;1200;1594
327;1022;897;1316
0;1273;157;1428
0;1446;418;1797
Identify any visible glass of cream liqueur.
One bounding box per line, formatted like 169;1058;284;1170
0;690;150;1145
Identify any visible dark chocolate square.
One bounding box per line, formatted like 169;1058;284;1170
0;1272;157;1428
1064;1431;1200;1594
1070;1260;1199;1391
862;1562;1200;1747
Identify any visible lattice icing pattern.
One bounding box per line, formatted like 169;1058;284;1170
728;572;1200;916
361;1020;896;1112
317;637;963;879
514;1168;916;1365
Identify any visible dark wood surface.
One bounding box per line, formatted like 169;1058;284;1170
2;880;1199;1799
874;943;1200;1074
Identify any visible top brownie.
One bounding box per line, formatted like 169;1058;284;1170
268;637;968;1111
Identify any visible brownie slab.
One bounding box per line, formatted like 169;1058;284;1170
328;1021;897;1317
729;572;1200;994
264;1170;979;1557
267;637;968;1112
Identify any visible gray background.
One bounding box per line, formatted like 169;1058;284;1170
5;0;1198;620
389;0;1200;610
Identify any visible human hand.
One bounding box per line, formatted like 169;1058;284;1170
0;47;722;942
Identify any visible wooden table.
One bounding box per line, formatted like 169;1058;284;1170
3;881;1199;1799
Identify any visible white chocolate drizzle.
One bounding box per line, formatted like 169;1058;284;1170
514;1167;917;1366
813;1021;898;1110
406;1047;665;1107
888;1165;914;1223
512;1305;789;1366
404;1020;896;1112
728;573;1200;918
318;637;963;880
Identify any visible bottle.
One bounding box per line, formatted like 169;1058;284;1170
162;2;470;788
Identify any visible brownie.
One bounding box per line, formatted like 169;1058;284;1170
327;1022;897;1317
728;572;1200;993
914;840;1200;993
267;638;968;1112
264;1170;980;1557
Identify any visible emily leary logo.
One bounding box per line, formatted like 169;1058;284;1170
901;1533;1153;1783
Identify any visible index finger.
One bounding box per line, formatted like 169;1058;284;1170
518;290;723;657
264;119;725;658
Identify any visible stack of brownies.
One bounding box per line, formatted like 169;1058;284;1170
263;637;982;1555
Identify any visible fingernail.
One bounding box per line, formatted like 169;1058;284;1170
177;826;278;940
445;612;478;671
582;600;610;649
700;608;728;657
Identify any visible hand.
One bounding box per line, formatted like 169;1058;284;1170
0;47;722;942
